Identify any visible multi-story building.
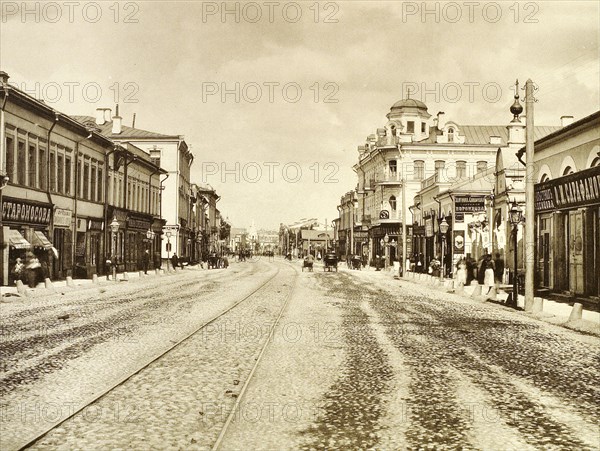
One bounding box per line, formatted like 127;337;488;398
525;111;599;301
336;191;357;261
354;97;560;268
74;108;194;264
1;72;165;284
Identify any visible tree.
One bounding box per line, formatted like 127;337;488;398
220;218;231;241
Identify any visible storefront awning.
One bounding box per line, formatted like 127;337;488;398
32;231;53;250
7;229;31;249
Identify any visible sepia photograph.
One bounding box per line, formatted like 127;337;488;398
0;1;599;450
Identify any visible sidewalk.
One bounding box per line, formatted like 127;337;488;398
0;264;205;300
400;271;600;337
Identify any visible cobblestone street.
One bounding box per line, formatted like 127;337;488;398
1;259;598;450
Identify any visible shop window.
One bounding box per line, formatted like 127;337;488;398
28;144;37;188
414;160;424;180
17;140;26;185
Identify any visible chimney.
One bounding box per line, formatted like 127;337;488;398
437;111;446;130
112;104;122;135
95;108;106;125
104;108;112;122
561;115;574;127
0;71;9;84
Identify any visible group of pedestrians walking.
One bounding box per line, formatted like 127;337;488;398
11;252;46;288
455;252;505;292
407;251;505;293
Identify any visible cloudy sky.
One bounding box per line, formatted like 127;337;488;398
2;1;598;230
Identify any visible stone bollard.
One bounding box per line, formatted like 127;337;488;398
455;283;465;295
486;286;498;301
44;278;56;292
122;272;129;281
155;268;160;275
471;284;482;298
92;274;98;284
66;276;75;287
16;280;27;295
160;269;165;275
444;280;453;289
139;270;144;277
532;296;544;314
568;302;583;322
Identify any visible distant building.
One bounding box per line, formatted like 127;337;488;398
354;96;560;267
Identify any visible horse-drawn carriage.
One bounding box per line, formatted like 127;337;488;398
302;255;314;272
207;253;220;269
349;254;362;270
323;253;338;272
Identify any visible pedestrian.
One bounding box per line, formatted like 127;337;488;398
171;253;179;270
11;257;24;284
222;255;229;269
25;253;42;288
494;252;505;286
456;258;467;287
142;249;150;274
477;254;486;285
416;253;423;273
465;255;475;285
483;254;496;292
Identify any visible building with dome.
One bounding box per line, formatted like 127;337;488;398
349;93;561;270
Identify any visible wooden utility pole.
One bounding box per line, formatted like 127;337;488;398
401;180;407;276
524;79;536;312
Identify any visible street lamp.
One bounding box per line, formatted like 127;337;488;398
439;217;449;281
109;216;120;282
508;199;523;307
165;230;172;271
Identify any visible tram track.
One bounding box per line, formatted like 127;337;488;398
211;265;298;451
11;262;295;451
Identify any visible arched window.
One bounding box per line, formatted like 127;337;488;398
563;166;574;176
456;161;467;179
435;160;445;179
389;196;397;211
540;173;550;183
389;160;397;175
414;160;425;180
448;127;455;142
591;157;600;167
